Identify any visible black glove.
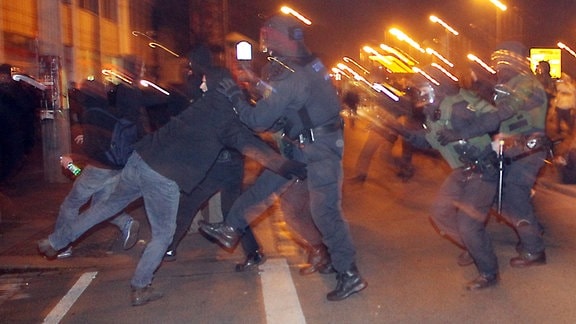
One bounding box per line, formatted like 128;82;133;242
278;160;307;180
218;78;244;105
436;128;462;146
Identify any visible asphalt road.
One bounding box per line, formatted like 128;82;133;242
1;111;576;323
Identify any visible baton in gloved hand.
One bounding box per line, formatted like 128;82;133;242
497;139;505;215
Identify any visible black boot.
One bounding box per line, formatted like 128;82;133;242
300;244;334;275
198;221;241;249
326;264;367;301
235;250;266;272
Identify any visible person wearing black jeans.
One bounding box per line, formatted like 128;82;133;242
165;148;264;271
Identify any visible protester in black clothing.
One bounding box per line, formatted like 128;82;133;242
38;60;306;306
0;64;38;183
163;45;265;271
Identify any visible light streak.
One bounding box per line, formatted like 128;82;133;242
431;63;459;82
102;69;133;84
343;56;370;74
12;74;47;90
489;0;507;11
389;28;426;53
467;53;497;74
429;15;459;36
425;48;454;67
280;6;312;25
139;80;170;95
558;42;576;59
379;44;418;66
148;42;180;57
412;67;440;86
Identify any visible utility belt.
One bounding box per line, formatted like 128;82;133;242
284;119;343;145
460;151;499;178
500;132;551;163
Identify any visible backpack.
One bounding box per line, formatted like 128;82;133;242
85;107;138;167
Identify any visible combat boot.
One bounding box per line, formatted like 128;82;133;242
326;264;367;301
300;244;335;275
198;221;241;249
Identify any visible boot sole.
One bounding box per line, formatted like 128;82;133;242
327;280;368;301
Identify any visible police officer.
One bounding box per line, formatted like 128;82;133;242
437;41;549;268
398;66;501;290
199;14;367;301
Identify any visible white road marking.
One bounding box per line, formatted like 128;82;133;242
43;271;98;324
259;258;306;324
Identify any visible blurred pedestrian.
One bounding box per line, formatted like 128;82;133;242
0;64;38;183
200;14;367;301
535;60;555;104
343;90;359;128
37;57;306;307
553;72;576;136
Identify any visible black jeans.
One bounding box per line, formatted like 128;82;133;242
169;156;260;255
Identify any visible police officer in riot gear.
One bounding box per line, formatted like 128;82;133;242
199;14;367;301
394;65;501;290
438;41;549;268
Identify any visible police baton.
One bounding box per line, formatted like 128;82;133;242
497;139;505;215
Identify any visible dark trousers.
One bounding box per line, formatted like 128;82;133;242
168;158;260;255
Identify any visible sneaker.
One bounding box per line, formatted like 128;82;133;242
122;219;140;250
163;250;177;262
131;285;163;306
57;246;73;259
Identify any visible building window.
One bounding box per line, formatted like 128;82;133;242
101;0;118;21
79;0;99;14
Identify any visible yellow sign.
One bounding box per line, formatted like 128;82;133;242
530;48;561;78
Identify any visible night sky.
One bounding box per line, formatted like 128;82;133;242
232;0;576;73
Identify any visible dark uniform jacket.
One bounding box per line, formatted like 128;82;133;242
135;66;287;194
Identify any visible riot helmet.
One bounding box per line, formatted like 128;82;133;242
259;14;308;57
411;65;458;108
490;41;532;82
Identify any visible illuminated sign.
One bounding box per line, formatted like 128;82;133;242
530;48;561;78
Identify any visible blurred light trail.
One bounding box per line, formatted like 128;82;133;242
389;28;426;53
429;15;459;36
467;53;497;74
343;56;370;74
148;42;180;57
431;62;458;82
412;67;440;86
280;6;312;25
425;48;454;67
558;42;576;59
489;0;507;11
140;80;170;95
379;44;419;66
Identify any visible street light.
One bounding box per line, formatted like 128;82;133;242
467;53;496;74
429;15;459;59
488;0;507;44
429;15;459;36
343;56;370;74
425;47;454;67
558;42;576;60
280;6;312;25
389;28;425;53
